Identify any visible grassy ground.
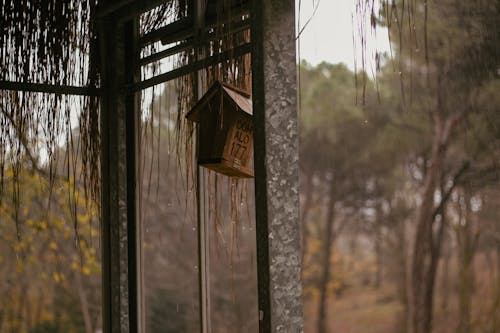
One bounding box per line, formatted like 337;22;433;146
303;253;500;333
304;285;402;333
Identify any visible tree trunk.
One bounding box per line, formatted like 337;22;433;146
33;290;43;331
408;138;442;333
491;242;500;333
75;270;94;333
456;189;478;333
374;225;383;289
411;209;445;333
15;283;27;333
456;253;473;333
301;173;314;268
317;180;336;333
396;219;409;333
408;108;461;333
440;248;451;315
25;287;32;333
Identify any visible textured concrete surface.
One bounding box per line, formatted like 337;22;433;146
252;0;304;332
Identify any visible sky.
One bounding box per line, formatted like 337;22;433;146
296;0;390;71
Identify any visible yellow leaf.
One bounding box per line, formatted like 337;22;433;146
78;213;90;224
82;266;91;276
87;256;95;265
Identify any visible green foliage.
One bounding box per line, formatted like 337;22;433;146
299;62;381;180
300;2;500;324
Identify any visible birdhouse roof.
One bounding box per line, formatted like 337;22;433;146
186;80;252;122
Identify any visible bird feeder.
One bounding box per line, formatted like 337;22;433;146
186;80;254;178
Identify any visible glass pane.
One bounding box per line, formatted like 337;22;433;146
201;170;259;333
140;83;200;333
0;162;102;333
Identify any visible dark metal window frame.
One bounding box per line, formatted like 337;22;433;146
100;0;304;331
0;0;302;332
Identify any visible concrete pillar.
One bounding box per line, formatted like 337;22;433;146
251;0;303;332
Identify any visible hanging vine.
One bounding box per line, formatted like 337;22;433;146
0;0;100;244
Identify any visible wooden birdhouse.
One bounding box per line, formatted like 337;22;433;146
186;81;254;178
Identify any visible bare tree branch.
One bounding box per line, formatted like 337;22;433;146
432;160;471;221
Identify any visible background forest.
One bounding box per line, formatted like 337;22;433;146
299;1;500;332
1;0;499;332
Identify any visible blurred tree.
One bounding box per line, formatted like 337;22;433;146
299;62;384;333
0;163;101;333
140;83;258;333
300;7;500;328
373;1;500;332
